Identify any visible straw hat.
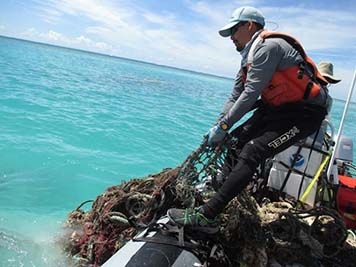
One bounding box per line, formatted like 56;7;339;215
318;61;341;84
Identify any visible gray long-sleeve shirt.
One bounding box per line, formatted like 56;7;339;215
220;31;327;128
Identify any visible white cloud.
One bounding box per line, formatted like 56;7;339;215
47;30;63;41
94;42;111;50
186;1;228;23
262;7;356;51
76;35;91;45
20;27;114;54
35;0;130;29
0;25;5;31
85;26;113;35
24;0;356;98
142;11;177;26
22;27;39;37
36;5;62;24
29;0;237;75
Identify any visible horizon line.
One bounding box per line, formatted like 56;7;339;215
0;34;233;82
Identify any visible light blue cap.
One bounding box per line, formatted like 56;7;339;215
219;6;265;37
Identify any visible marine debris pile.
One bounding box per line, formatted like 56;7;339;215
62;138;356;267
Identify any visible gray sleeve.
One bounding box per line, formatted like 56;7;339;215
218;71;244;120
222;41;283;127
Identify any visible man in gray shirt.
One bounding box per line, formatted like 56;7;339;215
168;6;328;231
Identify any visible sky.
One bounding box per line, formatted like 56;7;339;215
0;0;355;100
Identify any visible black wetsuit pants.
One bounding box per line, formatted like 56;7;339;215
203;103;327;218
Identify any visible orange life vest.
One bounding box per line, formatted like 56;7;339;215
242;31;328;106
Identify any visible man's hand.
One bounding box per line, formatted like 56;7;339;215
207;125;227;146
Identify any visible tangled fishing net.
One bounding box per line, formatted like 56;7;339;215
61;137;356;267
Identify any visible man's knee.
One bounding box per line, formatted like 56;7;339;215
238;140;263;169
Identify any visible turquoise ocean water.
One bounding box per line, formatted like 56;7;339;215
0;35;355;266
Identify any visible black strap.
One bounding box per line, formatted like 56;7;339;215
301;144;329;156
279;145;303;193
277;160;313;179
133;223;197;250
297;61;323;101
303;82;314;100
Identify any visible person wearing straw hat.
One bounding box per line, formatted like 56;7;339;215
318;61;341;85
168;6;331;230
318;61;341;112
